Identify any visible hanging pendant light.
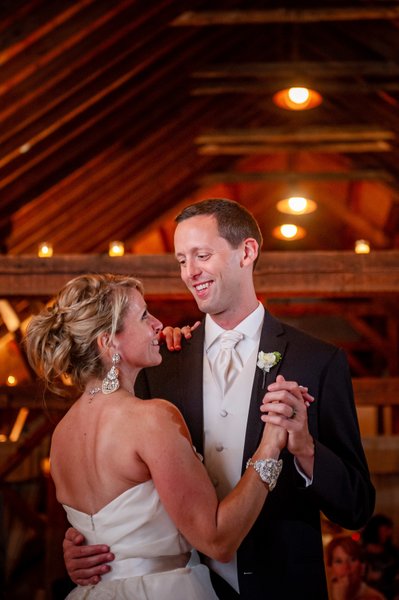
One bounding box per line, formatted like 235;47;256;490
273;86;322;111
272;224;306;241
276;196;317;215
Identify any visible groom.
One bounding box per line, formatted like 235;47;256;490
63;198;375;599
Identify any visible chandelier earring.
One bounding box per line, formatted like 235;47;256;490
102;353;121;394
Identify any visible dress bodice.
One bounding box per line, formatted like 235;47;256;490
63;479;192;581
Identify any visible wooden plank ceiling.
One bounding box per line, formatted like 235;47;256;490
0;0;399;397
1;0;399;256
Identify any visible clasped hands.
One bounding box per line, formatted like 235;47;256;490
261;374;315;477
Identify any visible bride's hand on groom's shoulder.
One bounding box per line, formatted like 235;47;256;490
161;321;201;351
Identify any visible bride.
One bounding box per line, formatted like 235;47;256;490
25;273;287;599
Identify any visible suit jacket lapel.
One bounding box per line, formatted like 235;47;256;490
242;309;287;471
179;321;205;455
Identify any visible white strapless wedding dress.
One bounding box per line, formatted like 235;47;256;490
63;480;219;599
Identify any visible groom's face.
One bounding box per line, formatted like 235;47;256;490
174;214;244;319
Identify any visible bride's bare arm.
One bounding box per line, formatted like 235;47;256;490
140;399;286;562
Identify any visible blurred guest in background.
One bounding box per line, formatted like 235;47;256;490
326;535;386;600
361;514;399;600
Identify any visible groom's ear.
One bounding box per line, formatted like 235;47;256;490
241;238;259;267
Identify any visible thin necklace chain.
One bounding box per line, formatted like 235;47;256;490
88;386;101;403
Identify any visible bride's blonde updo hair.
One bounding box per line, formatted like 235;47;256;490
25;273;143;395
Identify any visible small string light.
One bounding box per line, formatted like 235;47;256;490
109;241;125;257
355;239;370;254
38;242;53;258
6;375;17;386
19;143;31;154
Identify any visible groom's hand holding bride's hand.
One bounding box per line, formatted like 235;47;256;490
63;527;114;585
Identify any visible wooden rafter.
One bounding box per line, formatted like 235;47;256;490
197;142;392;154
199;170;395;185
196;126;396;144
192;61;399;79
172;7;399;26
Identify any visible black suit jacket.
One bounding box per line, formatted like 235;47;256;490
136;310;375;599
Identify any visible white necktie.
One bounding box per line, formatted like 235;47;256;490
213;330;244;395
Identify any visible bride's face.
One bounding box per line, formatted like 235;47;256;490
114;289;163;371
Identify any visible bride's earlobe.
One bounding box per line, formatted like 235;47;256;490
97;333;110;352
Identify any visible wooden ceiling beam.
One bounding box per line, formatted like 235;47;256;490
196;127;396;144
193;61;399;79
200;170;395;185
172;7;399;26
197;142;392;155
353;378;399;406
0;252;398;296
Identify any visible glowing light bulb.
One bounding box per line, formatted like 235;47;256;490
273;87;322;111
288;197;308;212
355;239;370;254
109;241;125;257
276;197;317;215
288;87;310;105
280;224;298;239
272;224;306;241
6;375;17;386
38;242;53;258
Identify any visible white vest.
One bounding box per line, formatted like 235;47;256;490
203;310;263;593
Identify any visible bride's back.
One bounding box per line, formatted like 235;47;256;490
50;390;156;514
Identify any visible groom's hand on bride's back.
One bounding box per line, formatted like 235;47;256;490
63;527;115;586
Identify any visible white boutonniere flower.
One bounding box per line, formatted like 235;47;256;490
257;351;282;387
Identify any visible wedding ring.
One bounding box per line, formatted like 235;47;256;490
289;407;297;420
